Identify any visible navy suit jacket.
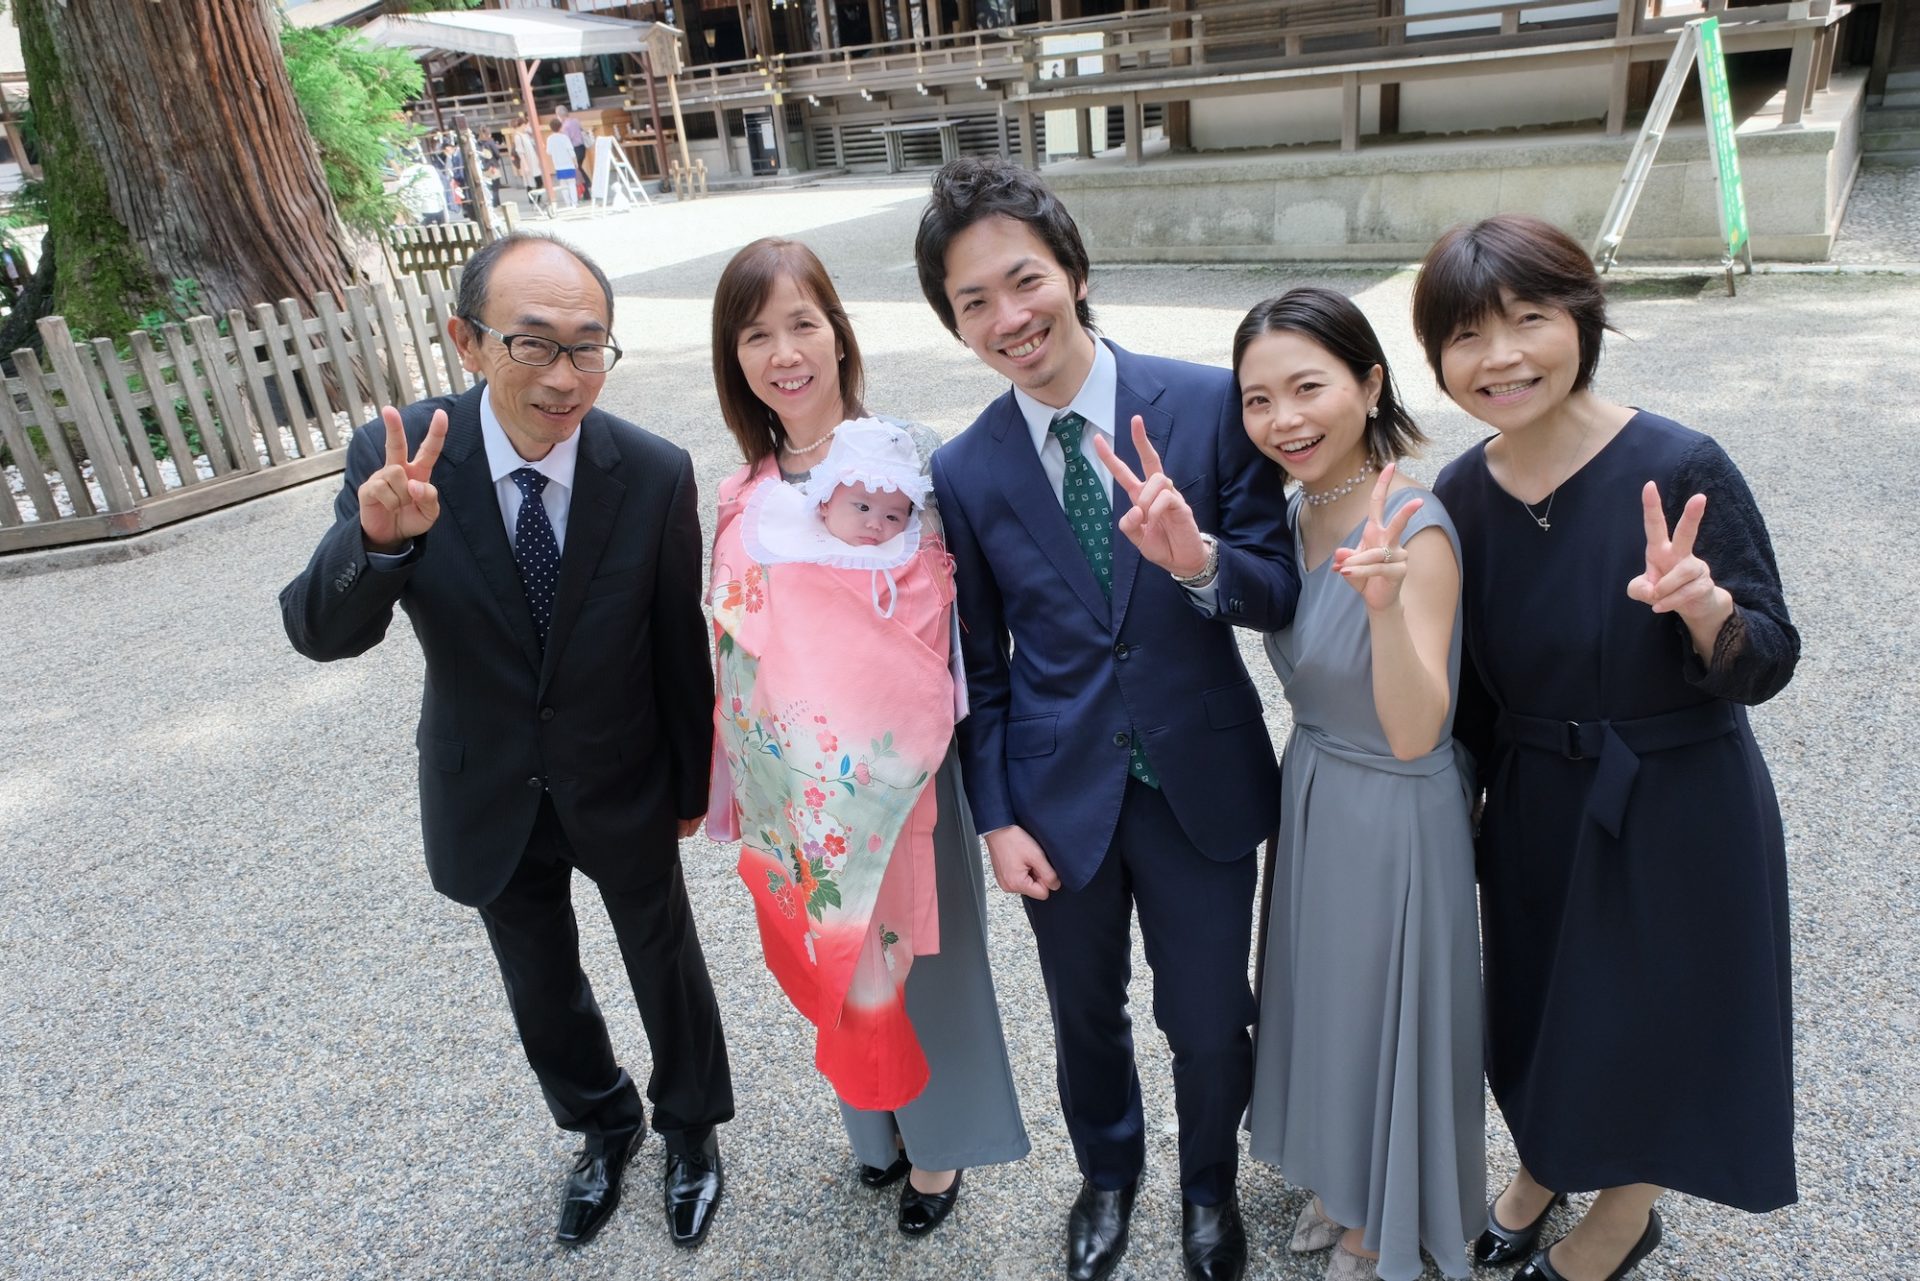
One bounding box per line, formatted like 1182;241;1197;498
931;340;1298;891
280;385;713;908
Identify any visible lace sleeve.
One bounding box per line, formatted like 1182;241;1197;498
1668;436;1799;705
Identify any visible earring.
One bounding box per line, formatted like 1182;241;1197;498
1367;406;1379;419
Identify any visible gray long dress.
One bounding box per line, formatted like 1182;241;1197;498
786;419;1030;1173
1245;488;1483;1281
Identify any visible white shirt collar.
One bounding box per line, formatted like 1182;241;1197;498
1015;336;1117;454
480;383;579;492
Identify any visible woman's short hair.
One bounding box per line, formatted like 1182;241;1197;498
914;156;1095;339
1411;213;1610;394
712;237;866;467
1232;286;1425;468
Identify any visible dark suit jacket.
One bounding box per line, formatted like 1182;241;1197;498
280;385;713;908
930;340;1299;892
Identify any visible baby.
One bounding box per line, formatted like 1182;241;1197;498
742;416;932;619
819;480;914;548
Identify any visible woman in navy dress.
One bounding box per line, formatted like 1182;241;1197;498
1415;215;1798;1281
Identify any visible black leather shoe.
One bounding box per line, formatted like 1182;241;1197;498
860;1154;912;1189
1475;1190;1568;1265
898;1168;963;1237
1067;1178;1138;1281
554;1133;638;1247
1182;1194;1248;1281
664;1131;724;1248
1514;1209;1663;1281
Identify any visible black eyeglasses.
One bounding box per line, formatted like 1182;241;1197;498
464;318;623;373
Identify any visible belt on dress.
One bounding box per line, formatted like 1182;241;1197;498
1495;701;1739;838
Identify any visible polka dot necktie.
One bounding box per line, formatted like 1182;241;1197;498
1049;412;1158;789
510;467;560;649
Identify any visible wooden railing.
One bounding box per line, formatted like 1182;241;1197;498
0;276;471;553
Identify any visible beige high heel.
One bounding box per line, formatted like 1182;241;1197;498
1290;1196;1344;1253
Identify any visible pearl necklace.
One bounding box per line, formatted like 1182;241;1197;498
1302;461;1373;507
779;429;834;460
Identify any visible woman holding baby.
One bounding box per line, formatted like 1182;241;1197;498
702;237;1029;1238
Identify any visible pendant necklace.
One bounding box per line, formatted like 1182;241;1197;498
1518;490;1555;531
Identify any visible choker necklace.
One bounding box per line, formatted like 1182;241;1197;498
1302;461;1373;507
779;429;834;459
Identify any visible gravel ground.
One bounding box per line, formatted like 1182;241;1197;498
2;185;1916;1281
1829;164;1920;265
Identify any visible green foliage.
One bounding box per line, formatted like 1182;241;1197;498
280;25;424;236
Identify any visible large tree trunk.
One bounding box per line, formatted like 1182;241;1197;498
16;0;364;338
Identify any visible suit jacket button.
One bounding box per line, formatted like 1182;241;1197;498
1112;731;1129;748
1114;642;1130;661
526;776;542;790
539;707;555;721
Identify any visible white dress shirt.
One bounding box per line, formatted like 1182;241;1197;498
1011;336;1121;506
1010;338;1217;603
481;387;577;553
367;386;578;566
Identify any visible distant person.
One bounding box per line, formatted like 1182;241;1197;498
393;148;448;226
546;117;579;209
558;103;589;199
1416;214;1799;1281
280;232;732;1253
509;114;543;193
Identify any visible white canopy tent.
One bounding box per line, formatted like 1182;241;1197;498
358;10;672;63
357;9;688;198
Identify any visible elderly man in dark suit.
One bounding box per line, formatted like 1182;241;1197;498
281;232;730;1250
915;159;1299;1281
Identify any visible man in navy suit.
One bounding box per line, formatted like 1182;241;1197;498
914;159;1298;1281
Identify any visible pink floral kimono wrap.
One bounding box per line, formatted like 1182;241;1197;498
706;460;956;1110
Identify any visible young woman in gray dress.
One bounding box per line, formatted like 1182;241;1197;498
1099;288;1484;1281
708;237;1030;1236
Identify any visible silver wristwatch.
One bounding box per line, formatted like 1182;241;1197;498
1172;533;1219;589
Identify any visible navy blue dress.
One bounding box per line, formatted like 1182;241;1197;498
1435;410;1798;1212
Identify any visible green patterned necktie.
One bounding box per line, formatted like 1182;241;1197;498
1049;411;1159;789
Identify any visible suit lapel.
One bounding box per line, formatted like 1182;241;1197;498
538;414;623;695
988;394;1110;627
1107;342;1172;631
441;387;544;673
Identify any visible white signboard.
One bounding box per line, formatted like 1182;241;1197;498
565;72;590;111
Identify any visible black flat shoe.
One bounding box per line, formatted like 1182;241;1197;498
1181;1194;1248;1281
554;1133;638;1247
860;1154;912;1189
1475;1190;1568;1265
664;1131;724;1248
1514;1209;1663;1281
898;1169;963;1236
1066;1178;1138;1281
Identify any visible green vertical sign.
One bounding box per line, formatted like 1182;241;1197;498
1696;17;1750;258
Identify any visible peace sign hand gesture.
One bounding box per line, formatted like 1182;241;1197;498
359;406;448;554
1332;463;1423;612
1092;415;1211;580
1626;481;1728;622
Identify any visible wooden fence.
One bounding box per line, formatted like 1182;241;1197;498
384;220;488;287
0;274;470;554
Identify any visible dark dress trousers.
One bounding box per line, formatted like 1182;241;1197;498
281;385;733;1155
931;340;1299;1204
